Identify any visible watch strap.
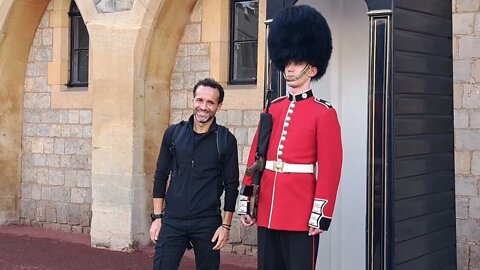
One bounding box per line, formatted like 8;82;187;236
150;213;163;221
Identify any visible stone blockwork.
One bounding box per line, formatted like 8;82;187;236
94;0;134;13
169;1;261;255
20;6;92;235
453;0;480;269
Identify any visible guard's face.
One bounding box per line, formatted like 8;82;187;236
284;61;317;89
192;86;222;124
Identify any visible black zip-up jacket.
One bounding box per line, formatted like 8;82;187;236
153;116;239;219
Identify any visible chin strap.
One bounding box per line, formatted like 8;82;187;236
283;64;312;82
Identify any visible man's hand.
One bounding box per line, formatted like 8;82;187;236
149;219;162;243
308;227;324;236
240;215;256;226
211;226;230;250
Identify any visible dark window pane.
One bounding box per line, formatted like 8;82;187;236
232;41;257;82
233;1;259;41
68;0;89;87
76;18;89;49
70;51;79;83
70;1;79;13
230;0;258;84
70;50;88;85
77;50;89;83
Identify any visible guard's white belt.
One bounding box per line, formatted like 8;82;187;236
265;160;315;173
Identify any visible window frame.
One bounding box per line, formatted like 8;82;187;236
67;1;89;88
229;0;259;85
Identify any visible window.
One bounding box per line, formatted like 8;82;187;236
67;1;89;87
229;0;259;85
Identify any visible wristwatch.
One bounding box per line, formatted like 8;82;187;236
150;213;163;221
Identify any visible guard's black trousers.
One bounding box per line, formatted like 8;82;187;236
258;226;319;270
153;216;221;270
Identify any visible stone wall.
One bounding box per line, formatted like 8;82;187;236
20;5;93;235
453;0;480;269
168;0;261;255
94;0;133;13
8;0;480;261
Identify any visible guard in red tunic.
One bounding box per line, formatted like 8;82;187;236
238;5;343;270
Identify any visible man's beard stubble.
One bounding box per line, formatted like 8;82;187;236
194;110;214;124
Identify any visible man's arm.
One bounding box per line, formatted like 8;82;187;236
222;211;234;226
153;198;164;215
212;133;239;250
150;198;164;243
152;125;175;198
212;210;234;250
223;134;239;213
150;125;175;243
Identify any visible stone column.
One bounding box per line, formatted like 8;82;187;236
87;21;149;250
83;0;197;251
453;0;480;268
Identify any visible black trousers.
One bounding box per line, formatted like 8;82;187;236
153;216;221;270
258;226;319;270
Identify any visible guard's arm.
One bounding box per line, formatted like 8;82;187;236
308;108;343;231
223;134;239;213
237;127;260;215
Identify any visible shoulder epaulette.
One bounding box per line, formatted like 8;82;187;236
271;96;287;104
314;98;333;109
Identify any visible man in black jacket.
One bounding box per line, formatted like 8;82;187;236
150;78;239;270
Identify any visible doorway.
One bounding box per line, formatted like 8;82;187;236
294;1;369;269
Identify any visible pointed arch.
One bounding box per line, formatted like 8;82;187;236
142;0;198;180
0;0;50;223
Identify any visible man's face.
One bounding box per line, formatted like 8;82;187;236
283;61;317;89
192;85;222;124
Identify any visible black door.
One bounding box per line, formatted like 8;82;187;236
367;0;457;269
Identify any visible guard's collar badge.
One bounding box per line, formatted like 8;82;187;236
288;90;313;101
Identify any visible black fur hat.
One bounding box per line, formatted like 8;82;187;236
268;5;332;81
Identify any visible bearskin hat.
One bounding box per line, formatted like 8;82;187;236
268;5;332;81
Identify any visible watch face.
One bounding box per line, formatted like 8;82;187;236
151;213;163;221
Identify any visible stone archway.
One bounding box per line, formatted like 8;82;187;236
0;0;50;224
143;0;199;200
0;0;200;251
82;0;198;249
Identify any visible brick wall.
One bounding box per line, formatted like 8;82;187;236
453;0;480;269
20;5;93;235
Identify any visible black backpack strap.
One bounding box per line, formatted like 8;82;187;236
216;125;229;183
169;124;179;153
216;125;229;161
169;121;186;174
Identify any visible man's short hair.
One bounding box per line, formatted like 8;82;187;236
193;78;225;104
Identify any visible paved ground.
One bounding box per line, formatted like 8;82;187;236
0;225;256;270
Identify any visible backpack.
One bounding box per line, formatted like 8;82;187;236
169;121;229;175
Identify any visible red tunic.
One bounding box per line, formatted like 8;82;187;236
242;90;342;231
